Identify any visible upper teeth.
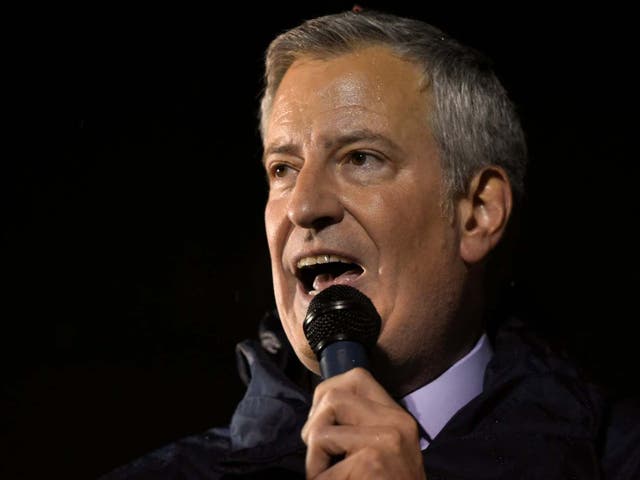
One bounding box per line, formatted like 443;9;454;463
297;254;353;269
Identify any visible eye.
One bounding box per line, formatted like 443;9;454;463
269;163;293;179
340;149;392;184
266;162;299;189
274;164;289;177
343;150;386;171
347;151;376;166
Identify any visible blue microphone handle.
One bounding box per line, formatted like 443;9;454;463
319;341;370;379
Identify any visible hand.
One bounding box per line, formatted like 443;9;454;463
301;367;426;479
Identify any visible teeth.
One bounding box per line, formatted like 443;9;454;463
297;254;354;269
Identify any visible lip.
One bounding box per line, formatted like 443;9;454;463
290;249;364;275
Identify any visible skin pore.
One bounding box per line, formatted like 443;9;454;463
262;45;508;397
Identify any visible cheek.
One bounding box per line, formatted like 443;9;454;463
377;210;437;273
264;197;287;259
377;211;458;319
264;202;277;250
279;307;320;373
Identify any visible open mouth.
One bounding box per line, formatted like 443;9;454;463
296;255;364;295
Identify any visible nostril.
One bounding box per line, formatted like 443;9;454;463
288;204;344;230
311;216;338;231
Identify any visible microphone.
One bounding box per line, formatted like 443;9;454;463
303;284;381;379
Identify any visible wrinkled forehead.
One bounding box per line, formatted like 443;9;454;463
264;46;431;145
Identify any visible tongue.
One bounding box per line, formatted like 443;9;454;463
312;273;335;292
311;269;361;293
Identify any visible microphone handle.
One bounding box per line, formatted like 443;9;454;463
319;340;370;379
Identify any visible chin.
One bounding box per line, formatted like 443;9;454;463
287;332;318;371
297;351;320;375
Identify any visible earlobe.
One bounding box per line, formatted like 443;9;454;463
458;167;513;264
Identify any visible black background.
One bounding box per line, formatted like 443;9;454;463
3;2;637;478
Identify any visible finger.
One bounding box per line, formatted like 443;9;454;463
306;424;419;479
311;449;371;480
301;388;409;442
305;369;399;440
313;367;397;409
312;444;426;480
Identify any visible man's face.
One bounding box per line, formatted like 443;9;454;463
263;46;469;394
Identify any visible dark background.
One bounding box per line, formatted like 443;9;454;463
3;2;637;478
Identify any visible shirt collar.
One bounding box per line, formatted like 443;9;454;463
399;333;493;449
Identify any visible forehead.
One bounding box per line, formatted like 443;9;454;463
264;46;430;144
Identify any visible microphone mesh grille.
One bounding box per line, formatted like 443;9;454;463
303;284;381;355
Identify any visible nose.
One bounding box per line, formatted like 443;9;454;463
287;164;344;230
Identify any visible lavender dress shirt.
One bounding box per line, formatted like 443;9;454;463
400;333;493;450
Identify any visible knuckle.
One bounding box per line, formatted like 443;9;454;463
311;383;327;404
351;366;369;377
362;447;386;473
405;417;420;440
348;366;372;382
322;388;342;408
391;409;419;439
382;428;403;450
305;424;331;449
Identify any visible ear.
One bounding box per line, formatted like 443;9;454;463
457;167;513;264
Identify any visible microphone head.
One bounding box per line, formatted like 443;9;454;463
303;284;381;357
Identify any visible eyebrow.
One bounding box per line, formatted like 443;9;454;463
262;142;301;164
324;129;402;153
262;128;401;164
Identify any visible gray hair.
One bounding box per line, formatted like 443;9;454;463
259;10;528;212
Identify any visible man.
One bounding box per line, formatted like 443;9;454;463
102;8;638;479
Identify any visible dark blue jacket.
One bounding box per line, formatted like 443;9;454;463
100;318;640;479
